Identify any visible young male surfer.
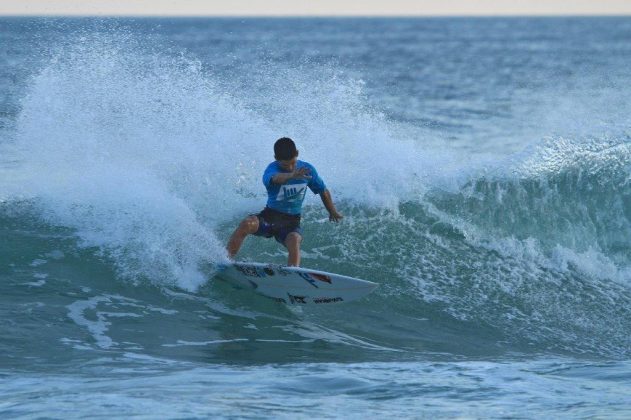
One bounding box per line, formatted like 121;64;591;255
226;137;343;267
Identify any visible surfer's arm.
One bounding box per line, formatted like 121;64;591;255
320;190;343;222
271;168;312;185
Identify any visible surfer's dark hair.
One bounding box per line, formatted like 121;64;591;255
274;137;298;160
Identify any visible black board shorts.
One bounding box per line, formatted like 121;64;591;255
253;207;302;244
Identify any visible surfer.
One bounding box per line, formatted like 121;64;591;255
227;137;343;266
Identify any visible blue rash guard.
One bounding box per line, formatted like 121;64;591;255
262;160;326;215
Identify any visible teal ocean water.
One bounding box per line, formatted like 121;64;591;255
1;17;631;417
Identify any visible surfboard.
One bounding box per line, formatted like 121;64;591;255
215;262;378;305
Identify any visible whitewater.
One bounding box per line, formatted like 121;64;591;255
1;17;630;418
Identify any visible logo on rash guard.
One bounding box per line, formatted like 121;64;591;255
276;184;307;202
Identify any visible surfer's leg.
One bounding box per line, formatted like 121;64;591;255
226;216;259;258
284;232;302;267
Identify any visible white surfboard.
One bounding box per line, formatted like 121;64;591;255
216;262;378;305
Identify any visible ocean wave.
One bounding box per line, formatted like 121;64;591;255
1;31;630;359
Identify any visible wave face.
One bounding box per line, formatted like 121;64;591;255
1;18;631;373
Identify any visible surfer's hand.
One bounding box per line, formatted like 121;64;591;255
292;167;312;180
329;211;343;222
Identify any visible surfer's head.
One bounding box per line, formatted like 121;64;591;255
274;137;299;171
274;137;298;160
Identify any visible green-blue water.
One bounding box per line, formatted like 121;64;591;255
1;17;630;417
